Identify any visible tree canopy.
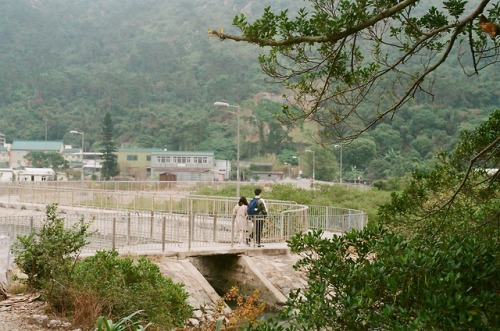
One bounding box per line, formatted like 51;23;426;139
100;112;120;180
209;0;499;142
254;109;500;330
24;151;68;170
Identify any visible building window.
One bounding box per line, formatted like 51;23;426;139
156;156;170;164
193;157;208;164
127;155;138;161
173;156;191;164
146;156;151;161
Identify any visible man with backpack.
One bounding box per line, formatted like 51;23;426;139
247;188;268;247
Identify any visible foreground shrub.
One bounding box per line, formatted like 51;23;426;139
255;227;499;330
72;250;192;329
95;310;152;331
14;203;92;310
14;204;192;329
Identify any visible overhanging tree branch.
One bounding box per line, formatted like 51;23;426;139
209;0;419;46
209;0;498;142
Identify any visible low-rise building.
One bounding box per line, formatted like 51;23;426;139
64;146;82;168
16;167;56;182
9;140;64;169
117;148;164;179
0;168;14;182
150;151;227;182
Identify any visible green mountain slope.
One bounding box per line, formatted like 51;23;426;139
0;0;497;181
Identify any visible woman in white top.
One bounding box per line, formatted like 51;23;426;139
232;196;249;246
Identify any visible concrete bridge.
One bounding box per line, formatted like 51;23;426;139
154;246;306;312
0;182;366;316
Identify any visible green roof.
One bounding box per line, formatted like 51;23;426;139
118;148;165;153
11;140;64;151
151;151;214;156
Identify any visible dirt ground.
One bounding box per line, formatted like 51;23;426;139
0;294;55;331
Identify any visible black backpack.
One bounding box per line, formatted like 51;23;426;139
247;198;260;216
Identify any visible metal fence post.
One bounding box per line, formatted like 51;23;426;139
188;202;192;250
212;214;217;243
112;217;116;250
162;216;166;252
127;212;131;245
150;210;154;239
230;213;234;246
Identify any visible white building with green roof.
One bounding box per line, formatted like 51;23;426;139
150;150;230;182
10;140;64;169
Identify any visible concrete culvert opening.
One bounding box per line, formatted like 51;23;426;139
189;254;284;311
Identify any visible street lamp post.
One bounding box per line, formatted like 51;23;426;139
305;149;315;183
214;102;241;197
334;144;343;183
70;130;84;185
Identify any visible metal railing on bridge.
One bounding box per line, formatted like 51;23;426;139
0;184;367;254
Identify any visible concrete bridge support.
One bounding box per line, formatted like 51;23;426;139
155;249;307;312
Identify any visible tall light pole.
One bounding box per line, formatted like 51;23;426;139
70;130;84;185
305;149;315;183
334;144;343;183
214;102;241;197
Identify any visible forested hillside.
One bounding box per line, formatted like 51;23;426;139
0;0;498;181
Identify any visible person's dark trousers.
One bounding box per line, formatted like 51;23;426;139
255;217;264;246
248;216;264;246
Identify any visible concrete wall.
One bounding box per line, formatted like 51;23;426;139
0;235;12;289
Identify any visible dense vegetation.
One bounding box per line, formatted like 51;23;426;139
211;1;499;327
5;1;498;329
0;1;498;182
14;204;192;330
250;111;500;330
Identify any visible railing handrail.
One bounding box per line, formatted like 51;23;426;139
0;183;368;254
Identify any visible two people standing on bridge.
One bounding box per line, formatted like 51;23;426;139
232;188;268;248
